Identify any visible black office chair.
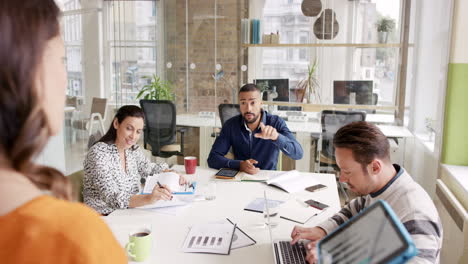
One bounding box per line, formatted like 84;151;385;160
318;110;366;202
218;104;241;126
140;100;185;158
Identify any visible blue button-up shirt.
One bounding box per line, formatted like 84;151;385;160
207;110;303;170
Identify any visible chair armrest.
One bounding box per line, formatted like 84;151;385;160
210;127;221;138
89;113;105;135
177;127;187;134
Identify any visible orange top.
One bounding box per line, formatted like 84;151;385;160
0;195;127;264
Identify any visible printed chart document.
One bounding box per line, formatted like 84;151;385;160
225;219;256;249
182;222;236;255
266;170;320;193
143;172;196;195
279;199;326;224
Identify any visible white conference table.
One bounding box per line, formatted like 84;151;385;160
104;166;340;264
176;113;412;169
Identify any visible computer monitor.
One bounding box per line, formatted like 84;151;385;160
254;79;289;102
333;80;373;105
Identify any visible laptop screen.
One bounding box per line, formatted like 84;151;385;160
318;201;410;264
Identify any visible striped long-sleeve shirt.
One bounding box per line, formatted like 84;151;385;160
317;164;442;263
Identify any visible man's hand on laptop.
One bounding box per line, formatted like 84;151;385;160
240;159;260;174
254;122;279;141
290;226;326;264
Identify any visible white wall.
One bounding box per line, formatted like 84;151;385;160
450;0;468;63
404;136;439;198
409;0;452;139
434;194;465;263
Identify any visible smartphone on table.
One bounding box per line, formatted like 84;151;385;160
305;199;329;210
305;184;327;193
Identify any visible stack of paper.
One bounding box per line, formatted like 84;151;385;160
238;170;273;182
136;195;194;209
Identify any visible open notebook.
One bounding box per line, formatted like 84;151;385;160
143;172;196;195
265;170;320;193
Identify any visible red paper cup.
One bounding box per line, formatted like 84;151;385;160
184;156;197;174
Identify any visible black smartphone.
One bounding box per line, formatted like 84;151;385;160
305;184;327;192
305;199;329;210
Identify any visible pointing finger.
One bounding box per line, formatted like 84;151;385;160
254;132;264;138
259;122;265;130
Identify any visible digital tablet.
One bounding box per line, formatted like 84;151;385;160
215;168;239;179
317;200;417;264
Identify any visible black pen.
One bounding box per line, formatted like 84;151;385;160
157;181;173;200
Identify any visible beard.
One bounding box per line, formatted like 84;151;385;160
243;112;259;124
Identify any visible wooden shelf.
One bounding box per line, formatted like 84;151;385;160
243;43;414;48
262;101;398;112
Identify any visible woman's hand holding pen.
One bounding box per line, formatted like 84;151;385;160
150;182;172;202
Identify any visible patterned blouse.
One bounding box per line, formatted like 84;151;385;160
83;142;169;215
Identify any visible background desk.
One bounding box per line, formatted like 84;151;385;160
176;114;412;170
105;166;340;264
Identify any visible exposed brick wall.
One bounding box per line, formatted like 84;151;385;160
164;0;248;114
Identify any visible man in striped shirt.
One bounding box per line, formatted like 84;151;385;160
291;121;442;263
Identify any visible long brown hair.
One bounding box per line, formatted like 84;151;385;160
0;0;71;200
98;105;145;148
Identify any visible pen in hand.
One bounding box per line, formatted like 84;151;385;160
157;181;173;200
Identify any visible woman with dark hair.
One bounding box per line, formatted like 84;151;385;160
83;105;185;215
0;0;126;262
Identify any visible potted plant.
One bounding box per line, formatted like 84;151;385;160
136;73;175;101
296;59;321;104
376;17;396;43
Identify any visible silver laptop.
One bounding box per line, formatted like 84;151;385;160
264;191;307;264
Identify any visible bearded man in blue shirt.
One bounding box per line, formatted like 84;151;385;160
207;83;303;174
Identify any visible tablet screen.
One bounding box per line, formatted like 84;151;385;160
319;202;409;264
216;168;239;177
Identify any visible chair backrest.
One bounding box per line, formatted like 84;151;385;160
218;104;241;126
90;97;107;119
320;110;366;160
140;100;176;153
372;93;378;105
68;170;84;202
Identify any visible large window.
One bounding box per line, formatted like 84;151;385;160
251;0;404;108
104;0;162;106
61;0;84;97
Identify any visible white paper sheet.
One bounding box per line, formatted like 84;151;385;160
143;172;195;194
182;222;236;255
266;170;320;193
136;195;194;209
279;199;325;224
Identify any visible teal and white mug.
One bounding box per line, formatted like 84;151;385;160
125;228;152;262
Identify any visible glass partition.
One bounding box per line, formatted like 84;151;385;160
59;0;414;175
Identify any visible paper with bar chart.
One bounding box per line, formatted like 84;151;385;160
182;222;236;255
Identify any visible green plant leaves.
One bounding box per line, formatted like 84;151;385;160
136;73;174;101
